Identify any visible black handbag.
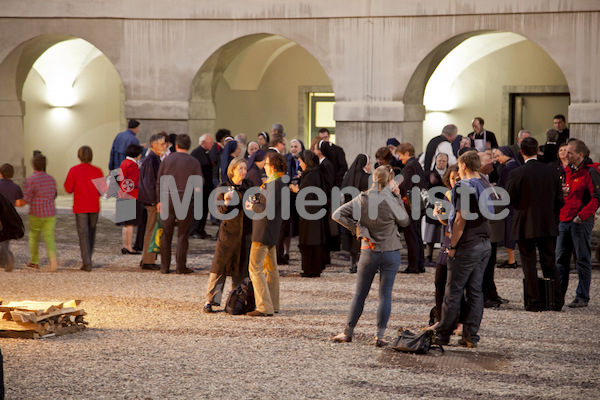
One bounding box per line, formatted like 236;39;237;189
392;329;444;354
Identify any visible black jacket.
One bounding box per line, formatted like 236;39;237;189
297;168;328;246
190;145;214;193
506;159;564;240
138;151;161;205
250;177;286;246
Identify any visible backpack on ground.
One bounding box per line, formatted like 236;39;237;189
225;280;256;315
391;329;444;354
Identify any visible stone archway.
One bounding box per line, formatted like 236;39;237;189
405;31;570;150
0;35;124;187
189;33;334;145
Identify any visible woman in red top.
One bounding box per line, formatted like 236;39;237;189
117;144;143;255
64;146;105;271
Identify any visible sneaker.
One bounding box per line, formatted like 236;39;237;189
567;298;588;308
457;337;478;348
374;338;388;347
202;304;213;314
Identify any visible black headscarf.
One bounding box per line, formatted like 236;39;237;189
220;140;238;183
342;153;370;190
246;149;266;170
298;150;319;172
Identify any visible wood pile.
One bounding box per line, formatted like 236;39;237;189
0;299;87;338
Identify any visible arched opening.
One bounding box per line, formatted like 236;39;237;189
0;35;123;190
190;34;334;146
406;32;570;150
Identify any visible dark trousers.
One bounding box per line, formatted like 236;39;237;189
299;244;325;276
518;237;563;310
134;206;147;250
438;240;491;343
277;218;291;261
482;242;500;301
403;217;424;271
189;192;210;235
434;262;467;324
160;203;193;272
75;213;99;266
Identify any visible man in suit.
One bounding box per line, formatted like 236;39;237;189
506;137;565;311
397;142;426;274
553;114;570;146
540;129;559;164
318;128;348;188
138;133;166;270
508;129;530;166
156;134;203;274
190;134;215;239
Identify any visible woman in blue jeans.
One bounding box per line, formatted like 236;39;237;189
331;165;410;346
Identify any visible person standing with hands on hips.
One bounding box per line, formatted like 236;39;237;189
331;165;410;347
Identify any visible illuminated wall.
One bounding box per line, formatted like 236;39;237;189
423;34;568;148
22;40;122;193
213;42;331;143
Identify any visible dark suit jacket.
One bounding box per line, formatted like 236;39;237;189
138;150;161;205
190;145;214;193
557;128;569;146
400;157;424;198
506;159;564;240
329;144;348;187
540;143;558;164
250;177;286;246
319;158;336;194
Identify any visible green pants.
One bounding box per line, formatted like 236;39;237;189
28;215;57;264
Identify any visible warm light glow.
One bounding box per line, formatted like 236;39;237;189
32;39;102;107
424;32;526;112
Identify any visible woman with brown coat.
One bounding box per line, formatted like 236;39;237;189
203;158;253;313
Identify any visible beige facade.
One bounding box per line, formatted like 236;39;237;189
0;1;599;189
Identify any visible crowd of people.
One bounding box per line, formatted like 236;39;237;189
0;113;597;347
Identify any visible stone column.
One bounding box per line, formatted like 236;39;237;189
124;100;189;144
188;101;216;144
0;100;26;183
569;103;600;161
334;101;425;163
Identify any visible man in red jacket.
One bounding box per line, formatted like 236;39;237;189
556;139;600;308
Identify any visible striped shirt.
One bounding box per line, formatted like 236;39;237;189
23;171;57;218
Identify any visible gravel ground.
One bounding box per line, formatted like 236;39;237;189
1;213;599;399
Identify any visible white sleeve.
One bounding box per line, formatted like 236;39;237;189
438;142;457;166
418;152;425;169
